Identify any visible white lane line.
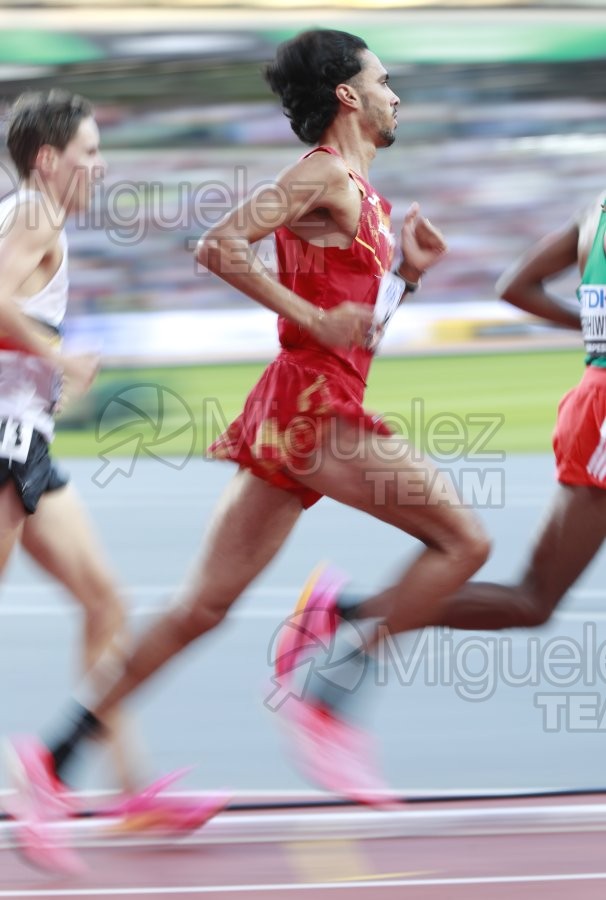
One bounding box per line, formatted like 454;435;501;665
0;606;605;621
1;872;606;896
2;803;606;849
0;786;573;802
0;607;286;618
2;584;604;599
0;586;293;597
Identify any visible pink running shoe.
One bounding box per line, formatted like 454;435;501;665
5;736;74;818
102;770;230;837
275;564;348;680
10;818;85;876
280;699;399;810
3;736;84;874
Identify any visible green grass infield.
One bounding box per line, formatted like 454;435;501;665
53;348;584;459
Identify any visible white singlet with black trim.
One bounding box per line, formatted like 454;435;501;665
0;190;67;442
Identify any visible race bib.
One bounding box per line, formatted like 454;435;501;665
0;417;33;464
580;285;606;351
366;271;406;352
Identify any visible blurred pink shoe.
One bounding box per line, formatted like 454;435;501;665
102;770;230;836
5;736;74;817
10;819;85;875
275;564;348;680
4;736;84;874
280;699;399;809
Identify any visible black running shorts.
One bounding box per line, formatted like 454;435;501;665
0;428;69;514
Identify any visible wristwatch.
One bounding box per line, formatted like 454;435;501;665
401;276;420;294
393;264;421;294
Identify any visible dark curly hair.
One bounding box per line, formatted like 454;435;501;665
264;30;368;145
7;90;93;178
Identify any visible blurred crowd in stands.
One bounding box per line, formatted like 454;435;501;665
1;27;605;320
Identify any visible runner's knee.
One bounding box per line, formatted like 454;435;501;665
172;599;229;645
444;519;491;574
520;602;554;627
516;576;560;627
84;588;126;640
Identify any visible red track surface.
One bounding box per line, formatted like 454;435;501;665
1;795;606;898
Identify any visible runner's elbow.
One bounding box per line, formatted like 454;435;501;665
495;270;517;302
195;235;220;272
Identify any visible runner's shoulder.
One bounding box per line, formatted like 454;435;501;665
0;194;61;253
279;149;351;194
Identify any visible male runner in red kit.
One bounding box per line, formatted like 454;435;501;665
7;30;491;871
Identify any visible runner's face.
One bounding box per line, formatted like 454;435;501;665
353;50;400;147
54;117;105;214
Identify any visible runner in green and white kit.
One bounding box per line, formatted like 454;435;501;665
424;193;606;631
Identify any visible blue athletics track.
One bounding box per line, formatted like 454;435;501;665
1;454;606;897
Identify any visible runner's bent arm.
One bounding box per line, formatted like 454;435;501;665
0;202;99;391
196;153;374;350
0;206;66;358
496;220;581;329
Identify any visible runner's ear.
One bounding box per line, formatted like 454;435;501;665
35;144;59;175
335;83;360;110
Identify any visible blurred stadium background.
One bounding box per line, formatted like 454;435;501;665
1;0;604;448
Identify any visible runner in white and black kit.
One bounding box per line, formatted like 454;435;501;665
0;94;226;871
0;91;148;793
0;186;70;504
